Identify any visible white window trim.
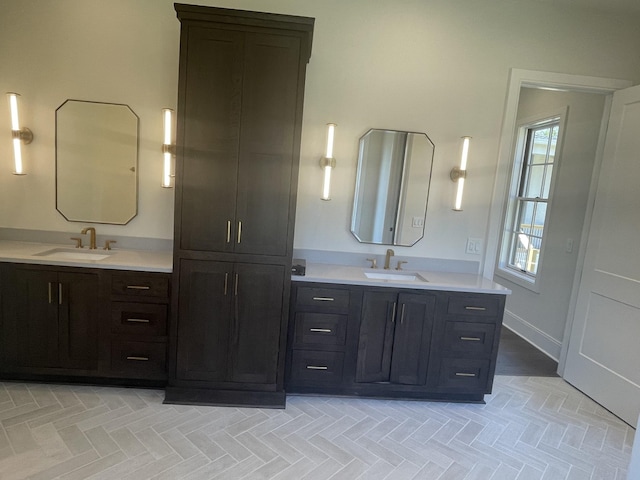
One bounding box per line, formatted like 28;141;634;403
495;107;568;293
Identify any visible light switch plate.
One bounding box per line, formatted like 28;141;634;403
466;237;483;255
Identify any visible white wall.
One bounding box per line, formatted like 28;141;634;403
496;88;606;359
1;0;639;264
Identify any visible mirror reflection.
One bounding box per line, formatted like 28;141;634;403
351;129;434;246
56;99;138;225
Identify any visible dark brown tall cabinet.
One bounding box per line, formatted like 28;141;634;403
166;5;314;407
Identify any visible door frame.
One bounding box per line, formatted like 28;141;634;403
484;69;632;372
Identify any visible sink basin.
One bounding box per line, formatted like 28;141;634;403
33;247;114;261
364;271;428;282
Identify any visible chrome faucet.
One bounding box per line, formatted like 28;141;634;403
384;248;394;270
81;227;97;250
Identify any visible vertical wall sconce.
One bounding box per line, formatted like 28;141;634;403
319;123;336;201
161;108;175;188
450;136;471;211
6;92;33;175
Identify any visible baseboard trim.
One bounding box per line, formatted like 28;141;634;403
503;309;562;361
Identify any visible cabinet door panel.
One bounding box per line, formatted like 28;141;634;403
235;33;301;256
231;263;284;384
178;27;243;252
390;293;435;385
58;272;99;369
14;269;59;368
176;260;232;381
356;291;397;383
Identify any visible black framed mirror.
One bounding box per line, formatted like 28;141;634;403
56;99;139;225
351;129;434;246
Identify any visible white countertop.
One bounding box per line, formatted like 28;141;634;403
0;240;172;273
293;263;511;295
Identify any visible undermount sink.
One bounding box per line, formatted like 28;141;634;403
363;271;428;282
33;247;114;261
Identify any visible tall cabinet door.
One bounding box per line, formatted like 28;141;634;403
58;272;99;370
177;27;243;252
176;260;233;382
13;269;59;368
231;263;285;384
389;293;435;385
235;33;302;257
355;291;397;383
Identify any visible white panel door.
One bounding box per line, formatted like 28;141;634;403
564;84;640;427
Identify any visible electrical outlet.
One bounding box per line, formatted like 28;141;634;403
466;237;483;255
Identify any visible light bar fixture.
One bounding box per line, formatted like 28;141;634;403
451;136;471;211
320;123;336;201
161;108;175;188
6;92;33;175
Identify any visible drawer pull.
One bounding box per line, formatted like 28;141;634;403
460;336;481;342
309;328;332;333
312;297;334;302
455;372;476;377
306;365;328;370
126;318;150;324
126;285;151;290
126;356;149;361
465;306;486;311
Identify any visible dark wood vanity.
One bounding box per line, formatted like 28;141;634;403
286;281;506;402
0;263;170;386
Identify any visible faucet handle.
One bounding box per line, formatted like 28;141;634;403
103;240;117;251
396;261;408;271
366;258;377;269
70;237;83;248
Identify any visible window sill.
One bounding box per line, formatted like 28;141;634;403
495;266;541;293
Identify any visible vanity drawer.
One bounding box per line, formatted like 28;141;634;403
111;340;167;379
111;302;167;336
111;273;169;299
442;322;496;356
289;350;344;385
446;295;500;317
437;358;490;392
294;312;347;347
296;286;350;310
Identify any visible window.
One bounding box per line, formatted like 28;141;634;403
498;114;562;288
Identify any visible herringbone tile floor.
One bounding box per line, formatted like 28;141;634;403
0;377;633;479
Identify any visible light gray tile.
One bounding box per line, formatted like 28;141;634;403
57;425;93;456
185;429;226;460
58;450;128;480
247;456;290;479
210;431;252;462
186;453;242;480
301;458;343;480
84;425;121;457
111;427;147;458
150;453;210;480
5;423;39;454
28;450;101;480
161;428;201;460
120;452;183;480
